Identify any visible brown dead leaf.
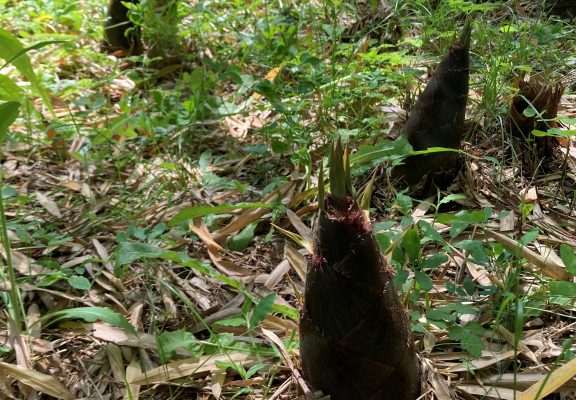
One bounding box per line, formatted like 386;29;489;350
0;246;44;275
520;187;538;203
444;350;516;372
0;362;74;400
0;332;52;354
286;209;312;243
215;180;296;240
285;242;307;282
107;343;125;383
264;259;291;289
517;358;576;400
261;328;312;396
60;181;81;192
191;221;250;276
207;246;250;277
128;353;266;385
35;191;62;218
261;314;298;335
456;384;516;400
211;367;226;398
125;359;141;400
495;325;538;363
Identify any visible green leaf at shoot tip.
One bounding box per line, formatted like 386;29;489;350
360;169;377;211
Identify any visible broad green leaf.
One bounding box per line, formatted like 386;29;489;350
454;240;488;265
228;222;257;252
0;75;23;101
419;220;443;243
520;229;539;246
249;293;276;330
426;307;456;323
375;232;392;253
38;273;66;287
393;268;409;288
414;270;433;291
1;39;67;70
47;306;136;335
392;243;406;267
396;193;413;214
169;202;273;225
246;363;267;379
0;30;56;114
181;259;246;292
452;302;478;315
410;146;460;156
402;228;420;262
0;101;20;144
350;137;411;167
68;275;91;291
522;107;537;118
560;244;576;275
439;193;466;205
531;128;576;137
272;304;300;321
550;281;576;297
421;253;448;269
253;80;286;112
272;223;312;253
0;29;34;73
500;25;518;33
460;331;484;358
556;116;576;125
450;221;470;238
214;316;245;327
437;208;492;225
158;330;203;363
115;241;168;266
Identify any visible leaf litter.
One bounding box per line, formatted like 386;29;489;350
1;2;576;400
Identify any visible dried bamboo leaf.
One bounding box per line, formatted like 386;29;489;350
125;359;141;400
128;353;266;385
456;384;517;400
262;328;312;395
445;350;515;372
284;242;308;282
215;180;296;239
517;357;576;400
0;362;74;400
495;325;538;364
286;209;312;243
107;343;125;383
35;191;62;218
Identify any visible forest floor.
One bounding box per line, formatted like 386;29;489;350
1;1;576;399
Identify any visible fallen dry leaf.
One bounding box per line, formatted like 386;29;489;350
0;362;74;400
35;191;62;218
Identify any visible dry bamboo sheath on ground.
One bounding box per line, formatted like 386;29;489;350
300;140;420;400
